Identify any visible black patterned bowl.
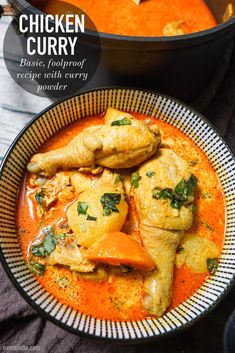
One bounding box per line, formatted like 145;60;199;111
0;88;235;342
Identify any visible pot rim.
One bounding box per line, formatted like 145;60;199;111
9;0;235;42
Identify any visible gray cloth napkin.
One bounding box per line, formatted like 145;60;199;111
0;16;235;353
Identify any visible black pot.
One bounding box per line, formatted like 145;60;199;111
3;0;235;104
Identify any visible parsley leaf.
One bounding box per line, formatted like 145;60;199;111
86;214;97;221
191;204;196;213
30;226;56;258
114;174;121;184
77;202;88;215
175;174;197;197
207;258;218;275
41;226;56;254
43;234;57;254
131;172;141;188
35;188;45;205
152;174;198;210
202;221;214;232
100;193;121;216
153;187;174;200
31;244;46;257
27;261;45;276
111;117;132;126
56;276;70;288
146;171;155;178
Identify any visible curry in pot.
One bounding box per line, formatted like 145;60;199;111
31;0;217;36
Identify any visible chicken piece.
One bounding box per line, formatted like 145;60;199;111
27;108;161;177
47;240;95;272
135;148;194;230
141;225;184;316
134;148;196;316
163;20;196;36
163;20;186;36
70;168;123;194
67;169;128;248
34;172;75;218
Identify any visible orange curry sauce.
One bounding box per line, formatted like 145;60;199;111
40;0;216;36
17;114;225;321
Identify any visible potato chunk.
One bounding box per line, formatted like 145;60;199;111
175;233;219;273
67;188;128;248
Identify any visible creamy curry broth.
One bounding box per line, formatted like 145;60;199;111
34;0;217;36
17;114;225;321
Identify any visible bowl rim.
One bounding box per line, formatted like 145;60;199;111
0;86;235;343
10;0;235;43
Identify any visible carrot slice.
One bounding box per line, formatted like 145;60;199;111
85;232;155;272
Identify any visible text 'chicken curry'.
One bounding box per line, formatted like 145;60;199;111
17;108;225;320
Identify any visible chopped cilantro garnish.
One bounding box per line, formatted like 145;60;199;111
175;174;197;197
191;204;196;213
56;276;70;288
35;188;45;205
27;261;45;276
152;174;198;210
146;171;155;178
38;220;45;229
30;226;56;259
202;221;214;232
43;231;57;254
153;187;174;200
77;202;88;215
86;214;97;221
100;193;121;216
111;117;132;126
207;258;218;275
31;244;46;257
131;172;141;188
114;174;121;184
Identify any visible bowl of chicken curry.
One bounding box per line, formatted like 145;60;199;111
0;88;235;341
